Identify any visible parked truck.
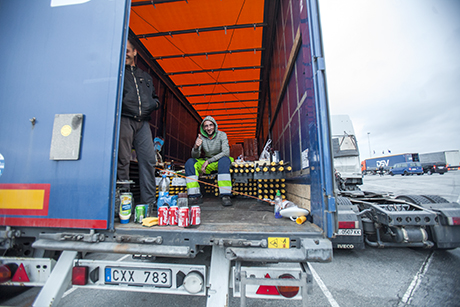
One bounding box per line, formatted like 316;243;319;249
331;120;460;250
420;150;460;173
1;1;460;306
330;115;363;190
362;153;420;175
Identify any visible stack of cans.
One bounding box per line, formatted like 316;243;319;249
158;205;200;227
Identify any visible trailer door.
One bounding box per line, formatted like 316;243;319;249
0;0;130;229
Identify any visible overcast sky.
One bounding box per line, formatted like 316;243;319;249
318;0;460;160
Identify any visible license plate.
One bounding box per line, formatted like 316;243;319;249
105;267;172;287
338;229;362;236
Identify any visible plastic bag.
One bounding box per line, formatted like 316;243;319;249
157;195;178;207
260;139;272;160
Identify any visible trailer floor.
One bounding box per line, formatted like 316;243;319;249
115;196;322;236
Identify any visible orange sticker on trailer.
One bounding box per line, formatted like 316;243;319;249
0;184;50;216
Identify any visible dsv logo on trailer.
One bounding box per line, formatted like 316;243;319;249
376;160;389;167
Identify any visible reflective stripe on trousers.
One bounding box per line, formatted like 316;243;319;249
185;156;233;196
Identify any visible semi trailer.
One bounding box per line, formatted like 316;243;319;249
1;1;459;307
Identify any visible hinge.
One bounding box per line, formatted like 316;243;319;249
317;57;325;70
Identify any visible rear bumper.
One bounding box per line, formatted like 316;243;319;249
430;225;460;249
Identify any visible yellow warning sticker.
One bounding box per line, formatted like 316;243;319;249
268;237;290;249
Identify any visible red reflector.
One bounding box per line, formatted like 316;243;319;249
339;221;357;229
72;266;88;285
12;263;30;282
277;274;299;298
256;274;280;295
452;217;460;225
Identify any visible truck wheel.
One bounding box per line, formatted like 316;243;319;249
389;172;394;176
396;195;432;205
403;171;408;176
427;170;432;175
421;195;449;204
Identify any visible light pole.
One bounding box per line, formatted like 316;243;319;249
367;132;371;157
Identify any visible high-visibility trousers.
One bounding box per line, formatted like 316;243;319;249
185;156;233;196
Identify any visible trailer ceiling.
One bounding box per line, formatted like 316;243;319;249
130;0;270;145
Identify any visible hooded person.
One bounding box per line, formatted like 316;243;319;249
185;116;233;206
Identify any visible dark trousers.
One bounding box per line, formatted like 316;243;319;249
118;116;156;204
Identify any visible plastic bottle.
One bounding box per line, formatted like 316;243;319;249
274;190;282;218
119;192;133;224
177;193;188;208
159;174;170;198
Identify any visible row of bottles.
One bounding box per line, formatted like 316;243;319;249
156;186;187;197
194;177;287;200
230;161;292;180
233;179;287;200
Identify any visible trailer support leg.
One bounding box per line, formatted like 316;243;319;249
206;245;230;307
33;250;78;307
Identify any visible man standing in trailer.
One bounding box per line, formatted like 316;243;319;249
185;116;233;206
118;39;160;213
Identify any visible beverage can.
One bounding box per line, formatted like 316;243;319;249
169;206;178;226
191;205;201;226
178;207;190;227
134;204;147;223
119;192;133;224
158;206;169;226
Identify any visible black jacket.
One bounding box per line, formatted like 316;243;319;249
122;65;160;121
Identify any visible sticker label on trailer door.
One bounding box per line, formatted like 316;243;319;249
0;153;4;177
301;149;309;169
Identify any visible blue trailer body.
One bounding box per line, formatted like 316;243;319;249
0;1;130;229
363;153;420;173
0;0;336;238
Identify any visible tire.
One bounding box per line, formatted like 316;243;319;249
421;195;449;203
427;170;432;175
396;194;432;205
390;172;394;176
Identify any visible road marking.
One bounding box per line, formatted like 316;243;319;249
117;254;131;262
62;287;77;298
308;263;340;307
398;250;434;306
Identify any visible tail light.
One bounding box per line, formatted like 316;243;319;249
339;221;359;229
183;271;204;294
0;263;17;283
72;266;88;285
448;217;460;226
276;274;299;298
